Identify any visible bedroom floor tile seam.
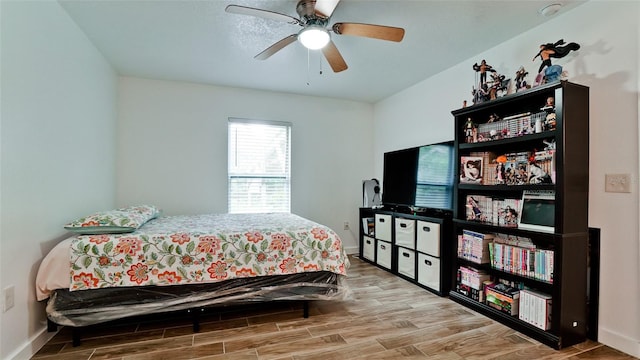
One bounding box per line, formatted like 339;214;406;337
32;256;638;360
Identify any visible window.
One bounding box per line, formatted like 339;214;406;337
228;118;291;213
414;144;455;210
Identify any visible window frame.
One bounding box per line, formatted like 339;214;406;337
227;118;292;214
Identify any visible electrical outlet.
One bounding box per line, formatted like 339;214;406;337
343;221;350;230
605;174;631;193
3;285;15;312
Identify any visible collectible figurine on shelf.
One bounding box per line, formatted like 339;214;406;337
515;66;530;92
472;83;490;104
532;39;580;85
495;158;506;184
464;118;477;143
488;72;510;99
472;59;496;86
543;139;556;150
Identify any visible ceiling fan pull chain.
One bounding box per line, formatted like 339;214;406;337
306;48;311;86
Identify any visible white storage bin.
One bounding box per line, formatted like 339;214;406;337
416;220;440;256
362;236;375;262
394;217;415;249
376;240;392;270
417;253;440;291
375;214;392;242
397;247;416;279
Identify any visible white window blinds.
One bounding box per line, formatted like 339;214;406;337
415;144;455;210
228;119;291;214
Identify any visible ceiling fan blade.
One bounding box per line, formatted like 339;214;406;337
254;34;298;60
321;40;348;73
314;0;341;18
332;22;405;42
225;5;301;25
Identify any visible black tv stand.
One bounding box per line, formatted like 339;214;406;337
382;204;412;213
358;207;452;296
381;204;453;218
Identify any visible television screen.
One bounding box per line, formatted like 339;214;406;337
382;141;455;212
382;147;418;207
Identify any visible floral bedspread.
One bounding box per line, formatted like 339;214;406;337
69;213;348;291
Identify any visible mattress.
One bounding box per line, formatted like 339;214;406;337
37;212;351;327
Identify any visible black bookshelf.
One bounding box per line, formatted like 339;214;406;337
450;81;589;349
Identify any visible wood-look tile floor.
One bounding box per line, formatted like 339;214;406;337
34;256;637;360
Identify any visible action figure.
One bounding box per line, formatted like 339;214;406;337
533;39;580;74
488;72;509;99
464;118;476;143
473;60;496;86
472;83;490;104
495;161;505;184
514;66;529;92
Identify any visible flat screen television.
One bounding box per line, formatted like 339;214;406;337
382;141;455;214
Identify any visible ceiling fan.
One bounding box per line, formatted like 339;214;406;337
225;0;405;73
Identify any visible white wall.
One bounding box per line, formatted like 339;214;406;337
117;77;373;253
3;0;639;358
0;1;117;359
374;1;640;357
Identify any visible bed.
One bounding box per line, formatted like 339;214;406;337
36;210;350;344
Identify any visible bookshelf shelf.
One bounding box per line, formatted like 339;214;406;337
458;131;555;150
458;183;555;192
450;81;589;349
449;291;561;349
452;219;559;240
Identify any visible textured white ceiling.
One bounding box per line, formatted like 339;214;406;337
59;0;586;103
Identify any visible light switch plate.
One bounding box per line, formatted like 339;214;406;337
3;285;15;312
605;174;631;193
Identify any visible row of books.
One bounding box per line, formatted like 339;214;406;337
455;271;553;329
457;229;554;283
519;289;552;330
455;266;489;303
460;149;555;186
485;282;521;316
457;229;493;264
457;265;490;290
489;242;554;283
362;217;375;236
466;195;520;227
467;110;551;144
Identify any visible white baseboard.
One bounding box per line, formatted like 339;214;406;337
8;325;58;360
344;246;359;255
598;327;640;358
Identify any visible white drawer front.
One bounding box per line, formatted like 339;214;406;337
362;236;375;261
376;240;392;270
397;247;416;279
394;218;415;249
375;214;392;242
417;253;440;291
416;220;440;256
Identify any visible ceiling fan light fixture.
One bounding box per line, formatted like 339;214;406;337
298;26;330;50
539;3;562;17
